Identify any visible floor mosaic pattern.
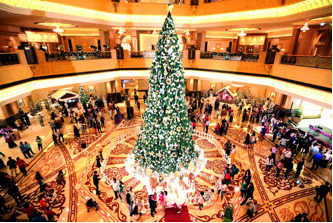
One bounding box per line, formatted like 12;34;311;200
3;115;331;222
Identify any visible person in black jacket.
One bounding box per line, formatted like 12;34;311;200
292;212;309;222
7;183;24;205
93;171;100;195
284;159;294;178
314;182;330;204
294;158;304;178
149;194;157;217
240;182;254;205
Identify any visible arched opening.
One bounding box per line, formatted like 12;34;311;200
315;31;332;56
179;36;187;51
120;35;131;52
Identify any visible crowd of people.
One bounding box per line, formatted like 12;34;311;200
0;93;331;222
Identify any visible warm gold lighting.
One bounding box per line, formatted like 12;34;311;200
227;28;260;32
118;28;125;35
0;70;331;108
237;30;247;38
53;25;64;34
0;0;331;24
301;23;309;32
36;22;78;28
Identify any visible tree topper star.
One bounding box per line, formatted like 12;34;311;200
167;3;174;13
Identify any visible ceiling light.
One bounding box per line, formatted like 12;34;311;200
231;83;244;88
152;28;157;35
118;28;125;35
53;25;64;34
301;23;309;32
184;30;190;36
237;30;246;38
320;22;325;26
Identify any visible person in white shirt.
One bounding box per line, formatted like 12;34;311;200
198;191;205;211
285;148;292;162
280;138;289;147
265;155;273;171
111;178;120;200
217;180;227;201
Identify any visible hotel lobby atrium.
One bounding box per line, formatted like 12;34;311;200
0;0;331;222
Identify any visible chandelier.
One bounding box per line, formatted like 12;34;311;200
152;28;157;35
53;25;64;34
118;28;125;35
301;23;309;32
184;30;190;36
238;30;246;38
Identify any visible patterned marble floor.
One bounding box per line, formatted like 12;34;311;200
2;109;332;222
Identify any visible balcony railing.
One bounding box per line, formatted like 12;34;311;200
200;52;259;62
280;55;332;70
44;51;111;62
204;0;222;3
130;51;155;58
0;53;20;66
126;0;185;3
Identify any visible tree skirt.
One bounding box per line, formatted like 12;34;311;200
164;206;191;222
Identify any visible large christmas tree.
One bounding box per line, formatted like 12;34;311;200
78;86;90;105
133;4;198;174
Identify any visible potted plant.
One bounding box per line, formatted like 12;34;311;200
292;109;303;124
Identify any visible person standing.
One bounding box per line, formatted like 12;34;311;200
217;180;227;201
52;132;58;146
127;187;135;215
311;152;323;171
271;145;277;165
198;191;205;211
16;157;28;176
58;128;64;143
137;101;140;113
284;159;294;178
272;127;279;143
314;182;330;204
229;110;234;123
294;158;304;178
259;126;267;141
73;125;80;138
148;194;157;217
285;148;292;163
111;178;120;200
143;94;146;103
19;142;31;159
192;121;196;130
100;116;105;128
38;114;44;127
276;161;283;178
240;182;254;205
96;156;101;169
230;145;236;164
205;119;210;133
36;136;43;151
25;142;35;156
7;183;24;205
7;157;18;177
240;182;248;198
265;155;273;172
93;171;101;195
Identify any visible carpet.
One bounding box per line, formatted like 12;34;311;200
164;205;191;222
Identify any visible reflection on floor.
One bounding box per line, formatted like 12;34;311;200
1;100;332;222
